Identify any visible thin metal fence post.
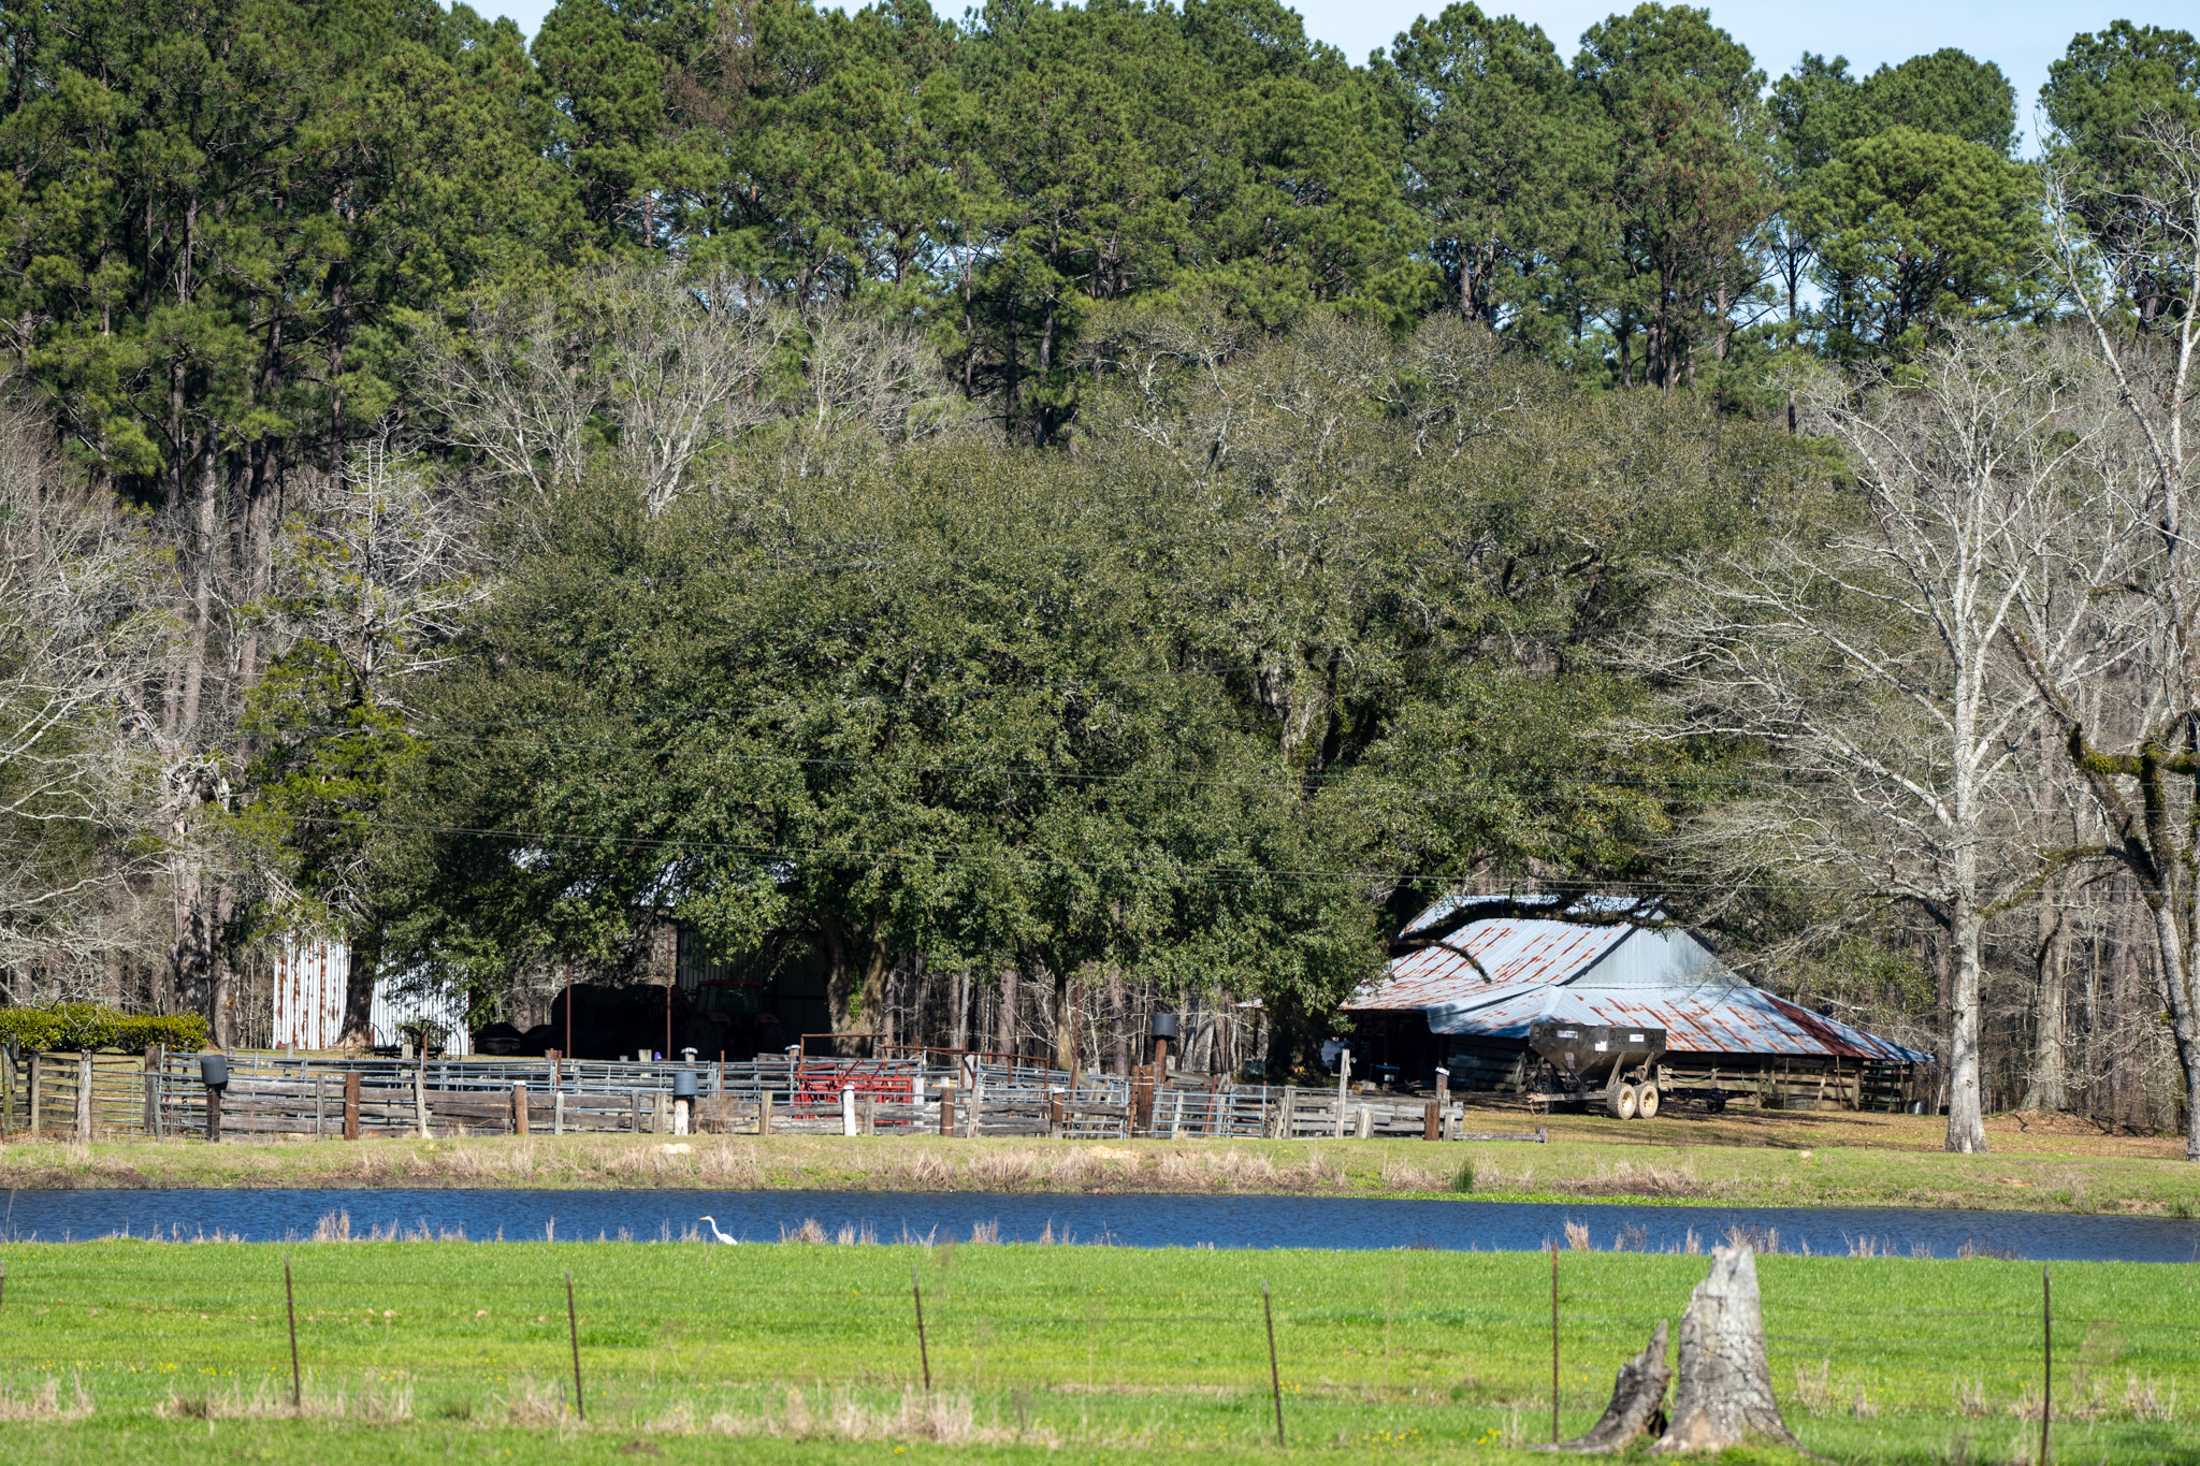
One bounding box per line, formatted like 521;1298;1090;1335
1262;1281;1285;1449
1550;1241;1560;1444
2041;1266;2052;1466
282;1256;302;1409
565;1271;586;1421
911;1266;933;1392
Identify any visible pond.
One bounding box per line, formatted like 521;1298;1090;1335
5;1188;2197;1262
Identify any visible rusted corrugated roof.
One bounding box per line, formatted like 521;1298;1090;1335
1345;896;1927;1064
1348;916;1631;1009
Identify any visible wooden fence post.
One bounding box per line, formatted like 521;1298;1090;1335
1280;1084;1296;1139
939;1083;957;1138
144;1048;163;1137
76;1053;93;1143
28;1053;41;1137
343;1073;361;1140
1424;1099;1440;1141
313;1075;326;1139
553;1089;566;1136
758;1090;773;1137
513;1082;530;1137
206;1083;223;1145
412;1068;430;1139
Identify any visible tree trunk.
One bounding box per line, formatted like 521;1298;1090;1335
179;442;221;738
1557;1321;1669;1453
339;923;380;1049
995;965;1019;1059
1655;1248;1796;1454
2142;894;2200;1160
1107;966;1130;1074
2114;908;2148;1132
1052;968;1075;1071
1945;888;1988;1152
2023;891;2069;1111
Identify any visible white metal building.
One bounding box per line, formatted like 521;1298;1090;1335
271;935;473;1054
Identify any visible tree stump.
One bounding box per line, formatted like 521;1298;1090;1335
1655;1246;1796;1454
1552;1320;1670;1452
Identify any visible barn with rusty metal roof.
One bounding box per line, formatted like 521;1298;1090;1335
1343;894;1930;1110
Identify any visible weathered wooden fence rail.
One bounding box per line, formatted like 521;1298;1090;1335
0;1046;1540;1146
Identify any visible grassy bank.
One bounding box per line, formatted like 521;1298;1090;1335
0;1239;2195;1464
3;1109;2194;1216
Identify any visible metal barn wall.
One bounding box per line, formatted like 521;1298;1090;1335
269;935;473;1055
368;975;473;1056
272;936;348;1050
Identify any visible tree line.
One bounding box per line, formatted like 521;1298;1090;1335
1;0;2197;1154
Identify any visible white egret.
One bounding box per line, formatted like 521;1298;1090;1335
697;1214;738;1245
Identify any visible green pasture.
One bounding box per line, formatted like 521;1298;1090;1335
0;1240;2195;1463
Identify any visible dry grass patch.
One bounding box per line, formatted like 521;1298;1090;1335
0;1374;93;1422
667;1387;1054;1447
497;1376;574;1432
158;1378;412;1422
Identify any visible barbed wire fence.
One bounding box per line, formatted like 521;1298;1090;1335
1;1227;2190;1463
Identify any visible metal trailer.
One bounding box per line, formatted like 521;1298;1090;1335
1527;1021;1668;1119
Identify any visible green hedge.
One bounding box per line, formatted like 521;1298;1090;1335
0;1003;209;1054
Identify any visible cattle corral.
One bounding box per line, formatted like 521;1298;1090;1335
0;1047;1559;1146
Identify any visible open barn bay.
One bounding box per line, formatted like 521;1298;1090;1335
1;1240;2195;1464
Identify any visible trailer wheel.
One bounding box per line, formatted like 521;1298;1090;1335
1636;1082;1660;1119
1607;1082;1640;1120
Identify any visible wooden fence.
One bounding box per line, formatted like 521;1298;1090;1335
0;1047;1541;1146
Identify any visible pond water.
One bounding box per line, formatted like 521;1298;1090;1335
4;1188;2197;1262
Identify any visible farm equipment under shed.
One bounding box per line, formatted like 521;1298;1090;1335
1528;1021;1667;1119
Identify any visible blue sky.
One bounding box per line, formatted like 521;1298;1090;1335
482;1;2192;150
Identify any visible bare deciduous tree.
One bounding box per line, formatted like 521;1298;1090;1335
0;400;170;1002
243;437;488;1043
2028;116;2200;1160
1653;333;2113;1153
